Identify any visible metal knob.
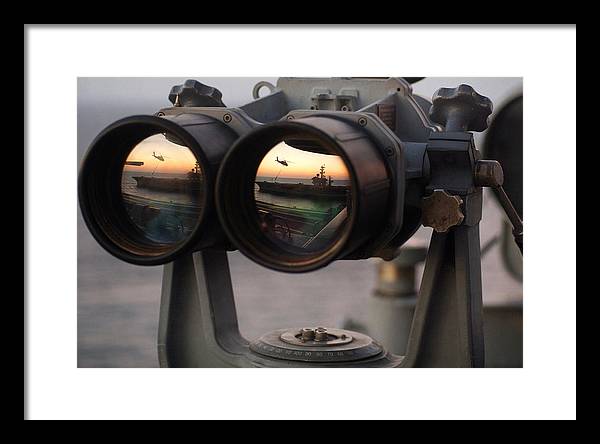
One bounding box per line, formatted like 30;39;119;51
168;79;225;107
421;189;464;233
429;84;493;132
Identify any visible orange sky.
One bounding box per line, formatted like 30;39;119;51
256;142;350;179
123;134;198;174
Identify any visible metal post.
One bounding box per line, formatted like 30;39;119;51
401;225;484;367
157;250;248;368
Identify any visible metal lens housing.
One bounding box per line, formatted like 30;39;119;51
216;116;392;272
79;114;238;265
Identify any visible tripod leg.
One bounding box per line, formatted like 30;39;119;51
401;224;484;367
157;251;247;368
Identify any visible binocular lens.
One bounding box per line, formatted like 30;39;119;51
121;134;204;244
79;114;239;265
217;117;391;272
253;142;352;254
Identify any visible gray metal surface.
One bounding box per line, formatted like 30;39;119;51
401;227;484;367
158;251;248;368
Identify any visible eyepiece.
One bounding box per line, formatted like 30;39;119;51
79;114;238;265
216;116;394;272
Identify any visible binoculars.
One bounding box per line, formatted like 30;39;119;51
80;78;519;270
79;78;522;367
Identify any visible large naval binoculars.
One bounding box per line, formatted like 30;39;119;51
79;78;523;367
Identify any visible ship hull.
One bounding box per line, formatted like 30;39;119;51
255;181;349;199
133;176;201;193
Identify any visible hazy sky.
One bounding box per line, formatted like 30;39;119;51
123;134;198;175
256;142;350;180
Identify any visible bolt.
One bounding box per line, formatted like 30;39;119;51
156;111;165;117
300;328;315;342
223;113;232;123
314;327;328;342
384;146;394;156
286;115;295;120
341;105;350;112
358;117;368;126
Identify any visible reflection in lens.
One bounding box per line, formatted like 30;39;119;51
254;141;351;253
121;134;203;244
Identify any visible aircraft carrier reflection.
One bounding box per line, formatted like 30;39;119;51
121;136;203;244
255;165;351;252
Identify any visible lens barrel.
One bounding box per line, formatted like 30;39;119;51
78;114;239;265
216;116;394;272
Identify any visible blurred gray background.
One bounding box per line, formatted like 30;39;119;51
77;77;523;367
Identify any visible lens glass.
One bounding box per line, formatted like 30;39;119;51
254;140;351;254
121;134;203;244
